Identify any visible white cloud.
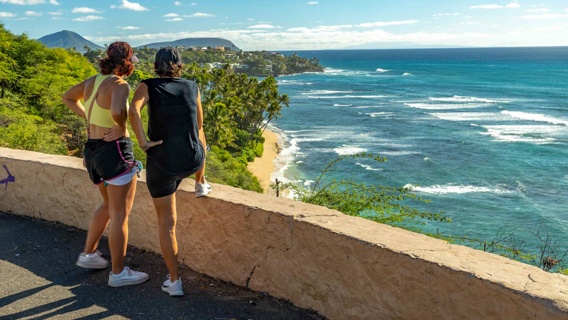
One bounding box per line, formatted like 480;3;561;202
249;24;278;29
25;10;41;16
73;15;104;22
163;13;179;17
288;25;351;32
0;0;45;4
47;11;61;15
174;1;182;5
191;2;197;5
120;26;140;30
526;8;549;13
72;7;101;14
111;0;149;11
0;12;16;17
433;13;461;17
166;17;183;22
308;2;318;4
470;2;519;9
358;20;419;28
470;4;503;9
49;0;58;4
182;12;214;17
521;13;568;19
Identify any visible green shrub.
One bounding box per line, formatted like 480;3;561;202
205;146;262;192
0;108;66;155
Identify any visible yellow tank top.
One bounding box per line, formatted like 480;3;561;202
84;74;127;128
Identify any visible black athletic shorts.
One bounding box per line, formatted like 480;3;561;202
83;138;137;185
146;156;204;198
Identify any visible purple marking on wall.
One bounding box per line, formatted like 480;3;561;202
1;165;15;190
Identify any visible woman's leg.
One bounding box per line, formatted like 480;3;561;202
106;176;137;274
83;183;110;253
195;129;207;184
152;193;179;281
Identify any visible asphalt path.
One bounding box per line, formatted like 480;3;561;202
0;212;325;320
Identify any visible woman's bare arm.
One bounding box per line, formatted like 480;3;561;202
128;82;162;151
62;80;87;119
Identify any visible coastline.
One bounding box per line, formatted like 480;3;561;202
247;128;282;195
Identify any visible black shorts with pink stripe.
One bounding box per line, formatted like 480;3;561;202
83;138;136;185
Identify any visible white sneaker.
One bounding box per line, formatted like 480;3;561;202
108;267;149;287
162;275;184;296
195;182;212;198
76;250;108;269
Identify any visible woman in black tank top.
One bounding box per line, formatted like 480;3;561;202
129;47;210;297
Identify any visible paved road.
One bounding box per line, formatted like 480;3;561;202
0;212;326;320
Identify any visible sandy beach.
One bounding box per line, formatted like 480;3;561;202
247;128;281;195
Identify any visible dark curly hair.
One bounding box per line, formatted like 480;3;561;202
154;47;183;77
155;60;183;77
99;41;135;77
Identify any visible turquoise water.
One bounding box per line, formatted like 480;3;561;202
271;47;568;254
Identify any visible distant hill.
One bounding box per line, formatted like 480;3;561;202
37;31;241;52
38;30;104;53
138;38;240;51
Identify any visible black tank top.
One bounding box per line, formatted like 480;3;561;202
143;77;204;175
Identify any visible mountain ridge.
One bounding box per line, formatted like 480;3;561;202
37;30;240;52
38;30;104;53
139;38;239;50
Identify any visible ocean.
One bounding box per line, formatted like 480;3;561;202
271;47;568;258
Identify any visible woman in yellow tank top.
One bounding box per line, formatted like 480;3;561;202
62;41;148;288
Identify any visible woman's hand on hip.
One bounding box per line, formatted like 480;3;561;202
141;140;163;152
102;125;126;142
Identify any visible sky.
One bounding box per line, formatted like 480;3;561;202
1;0;567;51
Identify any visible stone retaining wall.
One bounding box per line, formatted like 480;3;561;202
1;147;567;320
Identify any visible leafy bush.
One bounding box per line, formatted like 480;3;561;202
0;108;66;154
281;153;449;226
205;146;262;192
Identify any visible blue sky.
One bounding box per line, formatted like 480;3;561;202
1;0;567;50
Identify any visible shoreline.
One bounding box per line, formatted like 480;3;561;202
247;128;283;195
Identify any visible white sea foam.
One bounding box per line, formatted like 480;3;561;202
356;162;382;171
324;67;346;73
429;96;504;104
334;104;351;107
429;112;512;121
376;68;389;73
277;80;313;85
402;72;412;76
270;130;297;184
379;150;421;156
352;105;385;109
405;184;514;195
405;103;489;110
365;112;393;117
302;90;355;95
303;180;316;186
323;68;367;77
287;128;368;142
307;94;389;99
333;145;367;155
480;125;562;144
501;111;568;126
